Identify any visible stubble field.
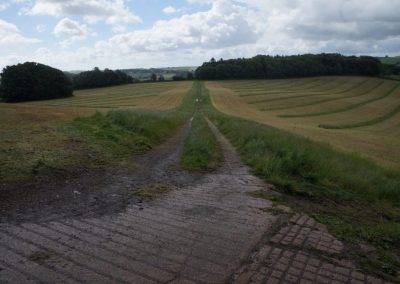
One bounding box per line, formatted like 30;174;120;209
207;76;400;169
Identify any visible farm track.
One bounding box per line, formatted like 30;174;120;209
0;116;390;283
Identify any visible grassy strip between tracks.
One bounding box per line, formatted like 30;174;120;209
201;82;400;280
181;113;222;172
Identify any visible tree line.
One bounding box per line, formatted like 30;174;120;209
0;62;194;102
195;54;383;80
72;67;134;89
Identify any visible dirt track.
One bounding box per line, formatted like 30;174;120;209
0;119;390;283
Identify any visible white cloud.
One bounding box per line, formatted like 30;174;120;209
2;0;400;70
97;0;258;55
0;19;40;48
163;6;180;15
187;0;213;4
54;18;89;47
26;0;141;32
36;24;46;33
238;0;400;41
81;0;400;69
0;3;10;11
54;18;88;37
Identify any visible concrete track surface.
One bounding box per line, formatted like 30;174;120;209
0;120;389;283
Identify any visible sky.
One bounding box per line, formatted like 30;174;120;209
0;0;400;71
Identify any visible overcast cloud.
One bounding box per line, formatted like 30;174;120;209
0;0;399;70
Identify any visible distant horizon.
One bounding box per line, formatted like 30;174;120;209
2;53;400;73
65;53;399;73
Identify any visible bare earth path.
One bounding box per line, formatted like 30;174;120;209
0;120;389;283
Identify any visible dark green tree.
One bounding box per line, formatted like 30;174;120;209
187;72;194;80
0;62;72;102
195;54;382;80
72;68;133;89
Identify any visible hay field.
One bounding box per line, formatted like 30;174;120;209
207;76;400;169
25;81;191;110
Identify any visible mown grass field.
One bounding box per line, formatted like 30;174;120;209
26;81;191;110
0;81;192;184
207;76;400;170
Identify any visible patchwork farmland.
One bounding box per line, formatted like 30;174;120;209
207;76;400;169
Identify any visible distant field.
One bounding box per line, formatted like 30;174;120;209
207;76;400;169
0;81;192;183
25;81;191;110
124;67;196;81
379;56;400;65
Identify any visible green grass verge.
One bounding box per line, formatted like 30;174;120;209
181;114;221;171
200;82;400;278
65;109;187;162
281;83;400;118
320;104;400;129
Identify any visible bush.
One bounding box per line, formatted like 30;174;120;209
0;62;73;102
72;68;133;89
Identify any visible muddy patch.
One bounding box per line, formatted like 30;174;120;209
28;250;53;264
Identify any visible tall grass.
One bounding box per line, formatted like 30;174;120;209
60;83;198;171
181;113;221;171
70;110;187;157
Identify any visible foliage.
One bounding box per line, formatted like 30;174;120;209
0;62;73;102
73;67;133;90
187;71;194;80
196;54;382;80
172;75;186;81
